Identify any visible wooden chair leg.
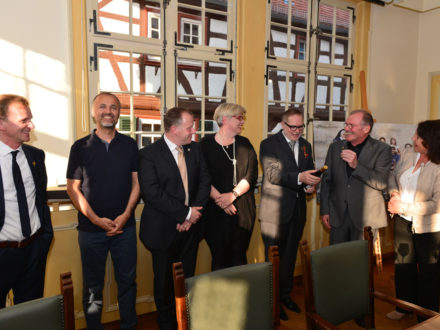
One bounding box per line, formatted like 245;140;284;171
374;231;383;275
269;246;280;327
173;262;188;330
60;272;74;330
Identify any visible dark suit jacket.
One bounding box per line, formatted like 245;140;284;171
320;137;392;230
138;138;211;250
259;132;315;230
0;144;53;249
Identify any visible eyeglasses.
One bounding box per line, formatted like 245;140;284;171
230;115;245;121
344;122;364;130
283;121;305;131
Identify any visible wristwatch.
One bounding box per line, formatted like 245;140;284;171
232;190;239;198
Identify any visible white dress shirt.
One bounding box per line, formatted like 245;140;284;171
0;141;41;241
399;153;422;222
282;131;302;185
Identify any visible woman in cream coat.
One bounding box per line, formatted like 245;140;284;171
386;120;440;322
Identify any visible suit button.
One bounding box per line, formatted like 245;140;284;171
347;185;351;188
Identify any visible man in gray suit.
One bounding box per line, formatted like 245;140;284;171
320;109;392;244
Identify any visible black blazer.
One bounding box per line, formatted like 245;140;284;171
138;138;211;250
259;131;315;226
0;144;53;249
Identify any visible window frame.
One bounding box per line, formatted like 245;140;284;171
264;0;355;137
86;0;237;146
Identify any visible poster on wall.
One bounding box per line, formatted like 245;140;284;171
313;121;417;169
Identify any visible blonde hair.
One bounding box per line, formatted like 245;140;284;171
213;103;246;126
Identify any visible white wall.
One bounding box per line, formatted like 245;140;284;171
368;4;440;124
414;7;440;122
0;0;74;187
368;4;419;124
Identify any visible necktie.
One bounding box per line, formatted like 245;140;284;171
176;146;189;206
289;140;297;166
11;151;31;238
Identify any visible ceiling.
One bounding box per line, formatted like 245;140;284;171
389;0;440;12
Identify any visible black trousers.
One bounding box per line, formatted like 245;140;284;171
394;215;440;319
205;217;252;271
262;202;306;299
0;235;48;308
330;208;364;245
149;228;199;330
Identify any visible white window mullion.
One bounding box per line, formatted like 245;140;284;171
129;52;134;137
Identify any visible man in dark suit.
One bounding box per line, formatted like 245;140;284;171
138;107;210;330
0;94;53;308
259;109;320;320
320;109;392;244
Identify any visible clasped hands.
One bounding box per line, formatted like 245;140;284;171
96;214;127;237
176;206;203;232
215;192;237;216
387;192;402;215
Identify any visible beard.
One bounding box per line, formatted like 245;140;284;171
101;121;117;128
98;115;117;128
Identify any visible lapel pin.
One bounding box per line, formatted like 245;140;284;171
32;161;36;167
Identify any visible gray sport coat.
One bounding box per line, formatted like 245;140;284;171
320;137;392;230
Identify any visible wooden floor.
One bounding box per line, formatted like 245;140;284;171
100;258;422;330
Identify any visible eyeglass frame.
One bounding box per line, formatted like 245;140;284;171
344;122;365;130
229;115;246;121
283;121;305;131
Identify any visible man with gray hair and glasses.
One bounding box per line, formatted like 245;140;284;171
320;109;392;244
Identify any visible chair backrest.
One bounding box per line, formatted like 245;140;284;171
185;262;273;330
0;295;65;330
309;240;370;325
174;246;280;330
0;272;74;330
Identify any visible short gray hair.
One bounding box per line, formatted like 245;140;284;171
350;109;374;131
213;103;246;126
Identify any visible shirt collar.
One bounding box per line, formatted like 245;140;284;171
0;140;23;157
92;128;119;144
282;131;299;145
348;135;370;150
164;133;179;152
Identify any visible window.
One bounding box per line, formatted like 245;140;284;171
315;74;349;121
181;18;202;45
177;59;228;138
267;68;306;133
268;0;308;60
87;0;236;147
177;0;229;48
265;0;354;134
148;12;160;39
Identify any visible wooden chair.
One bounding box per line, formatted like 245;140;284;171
173;246;288;330
0;272;74;330
299;227;439;329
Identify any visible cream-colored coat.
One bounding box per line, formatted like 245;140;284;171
388;148;440;233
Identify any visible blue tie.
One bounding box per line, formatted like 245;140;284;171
11;151;31;238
